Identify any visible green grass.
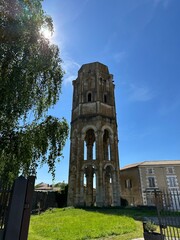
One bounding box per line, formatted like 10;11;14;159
28;207;156;240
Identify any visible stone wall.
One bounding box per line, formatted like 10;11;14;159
120;167;143;206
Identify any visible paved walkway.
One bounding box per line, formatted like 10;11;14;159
132;238;144;240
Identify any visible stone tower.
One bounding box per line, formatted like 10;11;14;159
67;62;121;207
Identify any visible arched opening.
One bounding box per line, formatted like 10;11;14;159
103;130;111;161
84;141;87;160
93;170;96;206
93;142;96;160
84;173;87;187
84;129;96;160
83;173;87;205
83;165;96;206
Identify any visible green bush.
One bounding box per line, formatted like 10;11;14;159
144;221;157;232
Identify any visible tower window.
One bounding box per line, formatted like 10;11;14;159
88;93;92;102
104;94;107;103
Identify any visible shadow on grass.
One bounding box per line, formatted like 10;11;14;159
77;206;157;222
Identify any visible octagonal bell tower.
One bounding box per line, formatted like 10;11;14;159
67;62;121;207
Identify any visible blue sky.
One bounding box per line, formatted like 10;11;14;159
36;0;180;184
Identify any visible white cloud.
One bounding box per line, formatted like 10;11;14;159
159;99;180;115
59;0;90;24
113;51;128;63
62;57;80;85
128;83;155;102
152;0;171;8
121;126;155;142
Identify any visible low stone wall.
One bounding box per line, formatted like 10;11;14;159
32;188;68;212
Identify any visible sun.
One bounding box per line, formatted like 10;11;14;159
40;27;53;40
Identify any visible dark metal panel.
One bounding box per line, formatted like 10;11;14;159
19;176;35;240
4;176;27;240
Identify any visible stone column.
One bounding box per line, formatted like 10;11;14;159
86;166;93;206
79;170;85;206
96;130;104;207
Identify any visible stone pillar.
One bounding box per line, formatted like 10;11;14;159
96;131;104;207
79;171;85;206
86;166;93;206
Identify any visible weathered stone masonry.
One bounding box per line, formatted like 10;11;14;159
67;62;121;207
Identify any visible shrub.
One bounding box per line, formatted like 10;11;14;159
144;221;157;233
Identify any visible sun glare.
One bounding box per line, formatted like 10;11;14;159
40;27;53;40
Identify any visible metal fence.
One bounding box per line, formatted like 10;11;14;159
146;189;180;240
155;189;180;239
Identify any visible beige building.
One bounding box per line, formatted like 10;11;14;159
120;160;180;208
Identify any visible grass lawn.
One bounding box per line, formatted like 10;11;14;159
28;207;156;240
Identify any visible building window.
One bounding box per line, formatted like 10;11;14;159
167;167;174;174
167;176;177;188
125;179;132;189
148;177;155;188
146;195;155;206
147;168;153;174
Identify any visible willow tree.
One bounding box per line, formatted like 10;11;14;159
0;0;69;184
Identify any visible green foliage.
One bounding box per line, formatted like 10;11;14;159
54;181;67;191
144;221;157;233
0;0;69;184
